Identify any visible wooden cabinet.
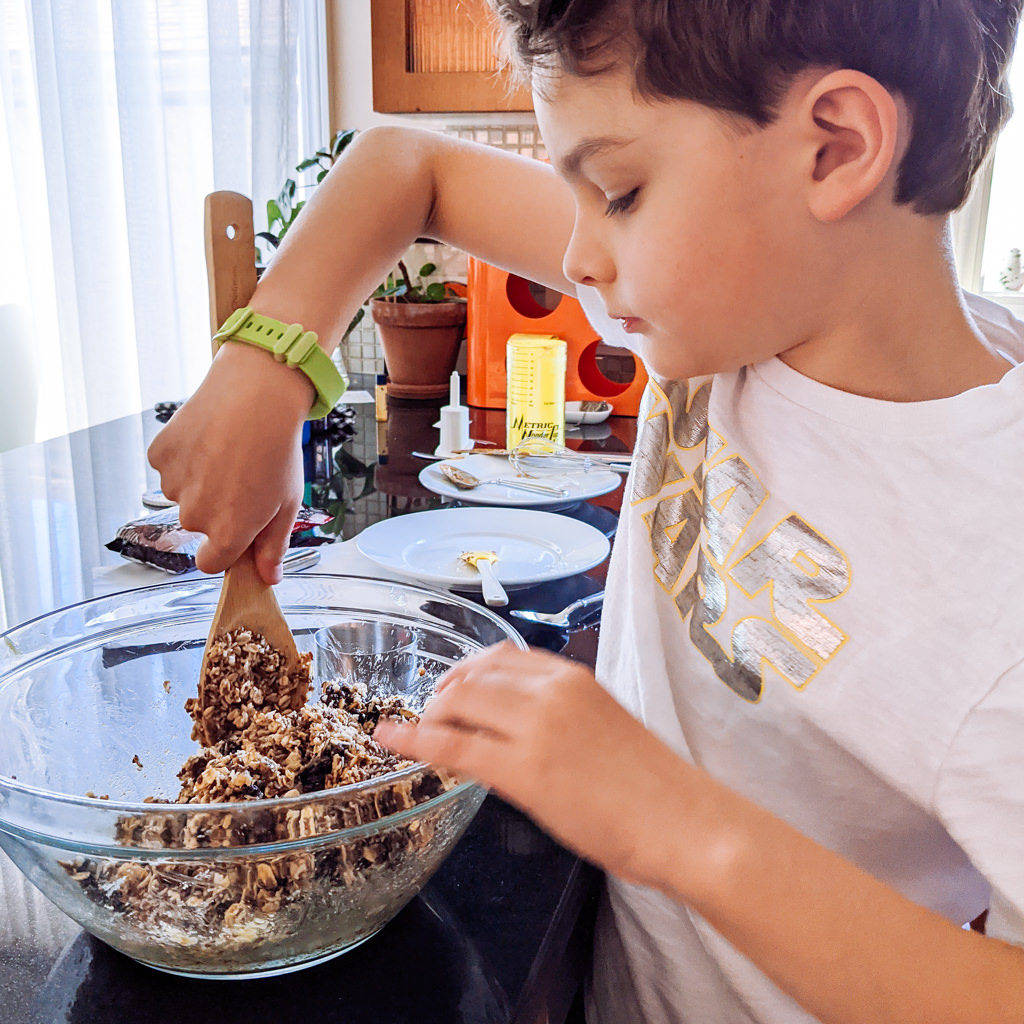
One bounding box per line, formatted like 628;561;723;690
369;0;532;113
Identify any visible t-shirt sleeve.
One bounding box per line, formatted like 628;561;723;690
933;657;1024;944
964;291;1024;363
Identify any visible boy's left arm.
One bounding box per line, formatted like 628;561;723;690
375;644;1024;1024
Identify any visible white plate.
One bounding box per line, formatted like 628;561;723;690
355;507;610;590
418;453;621;509
565;400;612;424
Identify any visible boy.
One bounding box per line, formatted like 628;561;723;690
150;1;1024;1020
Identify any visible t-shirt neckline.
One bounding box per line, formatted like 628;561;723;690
749;354;1024;437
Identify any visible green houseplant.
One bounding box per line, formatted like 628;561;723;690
261;129;467;398
369;260;467;400
257;129;367;341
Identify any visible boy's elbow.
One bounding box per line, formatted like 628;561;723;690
354;125;441;179
351;125;443;230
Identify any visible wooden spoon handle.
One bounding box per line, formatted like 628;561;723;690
216;546;266;625
204;190;257;345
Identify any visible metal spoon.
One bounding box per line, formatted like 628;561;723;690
439;462;569;498
510;591;605;629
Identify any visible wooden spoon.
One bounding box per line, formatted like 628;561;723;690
194;195;309;742
195;547;307;744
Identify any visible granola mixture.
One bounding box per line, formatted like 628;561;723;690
61;628;458;963
186;628;313;746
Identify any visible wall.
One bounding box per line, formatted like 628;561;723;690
324;1;546;377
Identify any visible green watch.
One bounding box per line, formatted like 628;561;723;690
212;306;347;420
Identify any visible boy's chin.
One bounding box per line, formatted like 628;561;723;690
638;336;752;381
637;339;709;382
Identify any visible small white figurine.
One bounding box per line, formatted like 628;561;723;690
998;248;1023;291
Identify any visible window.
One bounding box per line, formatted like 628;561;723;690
953;24;1024;311
0;1;327;444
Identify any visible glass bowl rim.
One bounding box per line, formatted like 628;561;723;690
0;775;487;858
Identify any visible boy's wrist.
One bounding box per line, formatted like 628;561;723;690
211;307;345;418
633;760;749;905
211;339;317;421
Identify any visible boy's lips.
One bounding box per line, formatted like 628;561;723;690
612;315;644;334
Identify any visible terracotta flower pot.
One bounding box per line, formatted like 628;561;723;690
370;298;467;399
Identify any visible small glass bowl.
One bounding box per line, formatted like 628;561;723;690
0;574;525;978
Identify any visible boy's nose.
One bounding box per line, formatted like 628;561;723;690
562;220;615;287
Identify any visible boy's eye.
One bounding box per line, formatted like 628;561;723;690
604;187;639;217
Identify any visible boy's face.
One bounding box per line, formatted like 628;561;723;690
535;66;828;380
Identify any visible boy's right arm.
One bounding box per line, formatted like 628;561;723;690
148;127;576;583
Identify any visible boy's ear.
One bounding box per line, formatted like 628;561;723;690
798;70;901;222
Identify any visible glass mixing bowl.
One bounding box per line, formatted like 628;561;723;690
0;574;525;978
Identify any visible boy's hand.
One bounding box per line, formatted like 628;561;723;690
379;643;1024;1024
147;343;314;584
374;643;689;886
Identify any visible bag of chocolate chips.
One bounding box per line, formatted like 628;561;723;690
107;506;333;574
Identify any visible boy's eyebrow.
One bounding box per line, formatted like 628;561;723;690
556;135;636;180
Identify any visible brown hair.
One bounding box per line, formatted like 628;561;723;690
490;0;1023;214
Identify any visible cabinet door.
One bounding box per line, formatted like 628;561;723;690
370;0;532;113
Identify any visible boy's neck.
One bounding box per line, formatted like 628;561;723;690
779;222;1013;402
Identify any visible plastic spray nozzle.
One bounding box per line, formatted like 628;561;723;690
434;371;471;457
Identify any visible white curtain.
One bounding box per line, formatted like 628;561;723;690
947;23;1023;304
0;0;327;446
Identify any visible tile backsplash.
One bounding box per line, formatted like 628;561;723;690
340;121;546;377
449;124;547;162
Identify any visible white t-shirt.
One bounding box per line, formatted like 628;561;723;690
576;287;1024;1024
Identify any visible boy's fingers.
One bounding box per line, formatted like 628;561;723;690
146;432;168;473
374;719;502;786
253;502;300;585
188;506;263;574
156;474;180;502
433;640;525;692
372;718;412;753
421;672;526;737
194;531;249;575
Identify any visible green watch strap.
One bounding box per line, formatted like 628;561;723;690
212;306;347;419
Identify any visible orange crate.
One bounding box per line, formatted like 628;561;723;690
465;257;647;414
